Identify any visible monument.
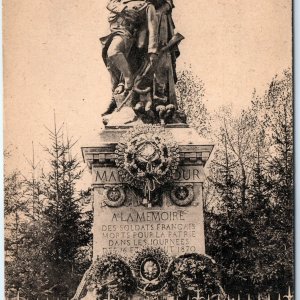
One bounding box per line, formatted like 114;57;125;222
72;1;224;299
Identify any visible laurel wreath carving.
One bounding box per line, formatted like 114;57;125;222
170;184;194;206
115;125;180;198
103;185;126;207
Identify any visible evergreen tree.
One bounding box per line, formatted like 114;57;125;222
4;167;28;297
23;142;44;221
5;122;93;298
40;119;90;298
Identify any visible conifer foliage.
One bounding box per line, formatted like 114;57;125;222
40;120;91;297
5;120;92;299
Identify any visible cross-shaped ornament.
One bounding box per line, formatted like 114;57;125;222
192;288;205;300
283;287;293;300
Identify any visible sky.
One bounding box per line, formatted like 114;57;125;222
3;0;292;181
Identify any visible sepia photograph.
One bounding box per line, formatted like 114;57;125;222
3;1;293;299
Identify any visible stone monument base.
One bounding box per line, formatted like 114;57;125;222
73;125;216;300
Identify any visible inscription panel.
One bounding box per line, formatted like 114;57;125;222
93;185;205;259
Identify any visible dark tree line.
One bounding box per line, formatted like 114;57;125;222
202;70;293;294
178;68;293;293
5;122;93;299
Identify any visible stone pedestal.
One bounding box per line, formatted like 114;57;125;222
76;125;214;300
82;125;214;261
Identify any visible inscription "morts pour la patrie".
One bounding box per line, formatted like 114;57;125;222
92;166;205;184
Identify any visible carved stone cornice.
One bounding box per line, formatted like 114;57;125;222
82;126;214;170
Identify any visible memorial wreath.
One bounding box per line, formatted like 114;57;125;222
86;254;137;300
166;253;225;298
115;125;179;203
130;247;170;297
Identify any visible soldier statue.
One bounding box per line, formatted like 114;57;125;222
100;0;184;125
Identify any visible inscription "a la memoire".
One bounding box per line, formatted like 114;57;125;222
111;210;185;223
92;167;204;184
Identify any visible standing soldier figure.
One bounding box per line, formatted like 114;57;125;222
153;0;180;106
100;0;159;116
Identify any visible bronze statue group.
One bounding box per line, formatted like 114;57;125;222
100;0;185;125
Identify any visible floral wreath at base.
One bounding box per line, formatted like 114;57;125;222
130;247;170;297
166;253;226;299
86;254;137;300
115;125;180;200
